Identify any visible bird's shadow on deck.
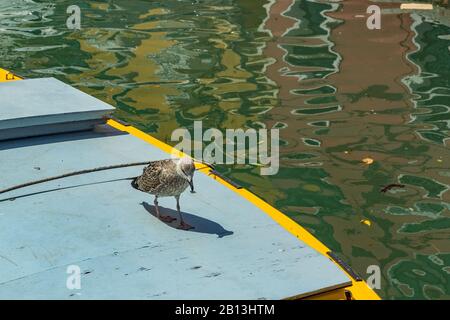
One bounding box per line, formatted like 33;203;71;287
141;202;233;238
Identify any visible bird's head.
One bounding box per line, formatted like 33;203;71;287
176;156;195;191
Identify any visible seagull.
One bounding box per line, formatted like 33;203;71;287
132;157;195;230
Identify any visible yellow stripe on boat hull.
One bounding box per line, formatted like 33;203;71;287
0;68;21;82
107;119;380;300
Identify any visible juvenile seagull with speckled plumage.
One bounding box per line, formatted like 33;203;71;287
132;157;195;230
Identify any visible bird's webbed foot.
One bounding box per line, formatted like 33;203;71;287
177;221;194;230
159;215;177;223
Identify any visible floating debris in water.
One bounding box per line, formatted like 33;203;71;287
360;219;372;227
400;3;433;10
362;157;374;165
380;184;405;193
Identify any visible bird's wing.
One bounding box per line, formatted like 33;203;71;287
157;161;180;184
137;160;177;192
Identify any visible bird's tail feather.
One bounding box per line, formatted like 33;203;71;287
131;176;140;190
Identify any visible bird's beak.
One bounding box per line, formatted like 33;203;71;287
193;159;215;171
188;177;195;193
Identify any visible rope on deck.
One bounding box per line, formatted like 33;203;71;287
0;160;214;195
0;161;151;195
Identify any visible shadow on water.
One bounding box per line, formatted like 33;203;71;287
141;201;234;238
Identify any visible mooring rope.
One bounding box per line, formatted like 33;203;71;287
0;161;151;195
0;159;214;196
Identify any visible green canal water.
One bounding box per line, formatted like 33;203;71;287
1;0;449;299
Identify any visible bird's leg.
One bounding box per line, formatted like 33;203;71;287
175;195;193;230
154;196;161;218
154;196;176;223
189;177;195;193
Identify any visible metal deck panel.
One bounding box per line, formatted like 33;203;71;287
0;78;114;131
0;130;350;299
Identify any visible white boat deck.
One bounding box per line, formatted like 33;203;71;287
0;78;351;299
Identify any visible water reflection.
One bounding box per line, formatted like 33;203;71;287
0;0;449;299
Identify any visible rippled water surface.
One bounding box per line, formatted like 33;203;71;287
1;0;449;299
